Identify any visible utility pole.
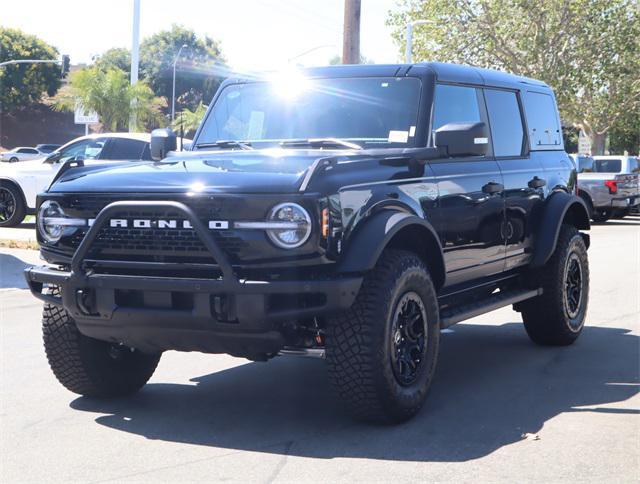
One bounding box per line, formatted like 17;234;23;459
129;0;141;132
342;0;361;64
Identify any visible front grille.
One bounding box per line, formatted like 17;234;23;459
61;195;252;264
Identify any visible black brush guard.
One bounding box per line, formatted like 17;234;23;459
25;201;362;356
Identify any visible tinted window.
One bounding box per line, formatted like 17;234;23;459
432;84;481;133
633;158;640;174
594;159;622;173
18;148;38;154
484;89;524;157
107;138;146;160
523;91;561;148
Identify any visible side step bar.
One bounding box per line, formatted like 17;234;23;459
440;288;542;328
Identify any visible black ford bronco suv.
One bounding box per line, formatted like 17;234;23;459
26;62;591;423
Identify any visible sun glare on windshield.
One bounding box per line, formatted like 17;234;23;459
269;69;310;99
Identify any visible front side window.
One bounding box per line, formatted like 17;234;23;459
577;156;595;173
59;138;106;163
484;89;524;157
431;84;481;133
197;76;422;148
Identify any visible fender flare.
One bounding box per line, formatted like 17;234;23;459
531;191;590;268
337;210;446;288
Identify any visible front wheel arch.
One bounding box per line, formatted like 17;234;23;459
337;211;446;290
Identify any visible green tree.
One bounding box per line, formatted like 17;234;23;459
93;47;131;74
54;67;165;131
0;27;61;112
388;0;640;155
140;25;226;111
172;101;207;137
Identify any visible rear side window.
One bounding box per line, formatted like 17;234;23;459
484;89;524;157
577;156;594;173
523;91;562;149
594;159;622;173
431;84;481;132
633;158;640;174
108;139;146;160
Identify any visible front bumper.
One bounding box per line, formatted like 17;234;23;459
25;265;361;356
25;200;361;357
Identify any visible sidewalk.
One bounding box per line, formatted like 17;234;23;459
0;222;38;248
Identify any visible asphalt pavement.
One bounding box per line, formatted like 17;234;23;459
1;217;638;483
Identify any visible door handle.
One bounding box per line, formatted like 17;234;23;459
528;176;546;189
482;182;504;194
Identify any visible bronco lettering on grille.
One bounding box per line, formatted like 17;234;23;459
86;219;230;229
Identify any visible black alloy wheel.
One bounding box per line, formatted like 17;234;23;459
390;291;427;386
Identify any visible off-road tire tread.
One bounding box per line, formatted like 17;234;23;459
42;287;160;397
521;224;589;346
326;249;439;423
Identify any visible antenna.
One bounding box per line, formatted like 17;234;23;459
179;111;184;151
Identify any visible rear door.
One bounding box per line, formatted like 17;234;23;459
484;88;545;270
428;84;506;286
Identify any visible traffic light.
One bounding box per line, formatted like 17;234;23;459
60;55;70;78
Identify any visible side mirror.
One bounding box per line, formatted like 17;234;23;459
45;152;61;163
150;128;177;161
434;122;489;157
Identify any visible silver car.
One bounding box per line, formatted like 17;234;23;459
0;146;43;163
572;154;640;222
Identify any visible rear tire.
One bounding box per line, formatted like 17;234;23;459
326;249;440;423
9;157;18;163
42;288;161;397
591;209;610;223
520;225;589;346
0;183;26;227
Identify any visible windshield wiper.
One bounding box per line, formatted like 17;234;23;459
195;140;253;150
279;138;362;150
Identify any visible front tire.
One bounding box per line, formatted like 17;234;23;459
43;288;161;397
0;183;26;227
326;250;440;423
520;225;589;346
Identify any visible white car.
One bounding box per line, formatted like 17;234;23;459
0;147;44;163
0;133;153;227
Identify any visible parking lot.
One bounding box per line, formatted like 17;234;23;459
1;217;638;483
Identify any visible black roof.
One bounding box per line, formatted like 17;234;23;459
232;62;550;91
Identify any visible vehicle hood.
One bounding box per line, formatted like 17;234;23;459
47;149;349;194
0;158;48;175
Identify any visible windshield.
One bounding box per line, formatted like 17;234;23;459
594;159;622;173
196;76;421;149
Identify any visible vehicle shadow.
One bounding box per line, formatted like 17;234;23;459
16;222;36;229
0;252;30;289
71;322;639;462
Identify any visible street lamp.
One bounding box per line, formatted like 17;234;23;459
405;20;435;63
171;44;189;121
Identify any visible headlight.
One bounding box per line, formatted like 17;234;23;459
37;200;84;243
266;202;312;249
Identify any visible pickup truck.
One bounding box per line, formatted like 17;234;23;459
572;155;640;222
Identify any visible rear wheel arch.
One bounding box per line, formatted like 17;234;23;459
531;192;590;268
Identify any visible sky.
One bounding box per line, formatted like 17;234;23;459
2;0;402;71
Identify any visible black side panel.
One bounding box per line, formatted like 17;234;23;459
530;192;590;267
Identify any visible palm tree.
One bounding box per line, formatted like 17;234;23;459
54;67;165;131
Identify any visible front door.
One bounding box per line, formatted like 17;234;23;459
428;84;506;286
